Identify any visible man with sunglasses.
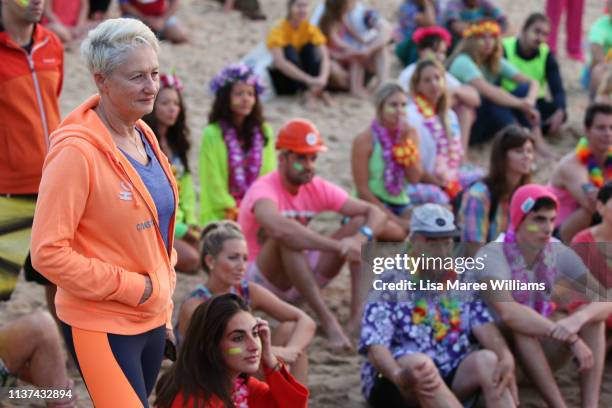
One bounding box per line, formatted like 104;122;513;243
238;118;386;351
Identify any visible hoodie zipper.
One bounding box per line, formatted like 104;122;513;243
23;37;51;149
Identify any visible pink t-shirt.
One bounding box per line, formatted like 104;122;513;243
238;171;349;261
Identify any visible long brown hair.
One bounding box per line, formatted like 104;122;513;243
484;125;534;203
142;87;191;172
155;294;251;408
319;0;349;37
447;34;501;77
410;58;452;139
208;82;267;151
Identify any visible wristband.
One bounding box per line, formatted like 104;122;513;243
569;335;580;346
359;225;373;241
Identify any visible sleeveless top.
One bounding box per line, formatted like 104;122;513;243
367;130;410;206
174;279;252;344
501;37;548;98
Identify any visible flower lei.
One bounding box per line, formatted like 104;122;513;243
414;94;462;198
575;137;612;188
503;231;557;317
412;297;462;343
232;376;249;408
210;63;265;95
221;121;264;205
463;20;501;38
371;120;419;196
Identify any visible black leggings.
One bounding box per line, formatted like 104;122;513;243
269;44;321;95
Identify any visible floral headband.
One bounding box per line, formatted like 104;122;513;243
412;26;452;47
463;20;501;38
160;73;184;92
209;63;265;95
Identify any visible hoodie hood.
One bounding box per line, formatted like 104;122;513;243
51;94;133;155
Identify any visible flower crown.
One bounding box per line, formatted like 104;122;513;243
209;63;265;95
463;20;501;38
412;26;452;47
160;73;184;92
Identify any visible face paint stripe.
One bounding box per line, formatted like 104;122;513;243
227;347;242;355
293;162;303;171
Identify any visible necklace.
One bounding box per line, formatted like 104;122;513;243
371;119;407;196
575;137;612;188
414;94;462;188
221;121;264;204
97;102;148;163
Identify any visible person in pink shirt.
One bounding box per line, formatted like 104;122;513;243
571;181;612;350
545;0;584;61
238;118;386;351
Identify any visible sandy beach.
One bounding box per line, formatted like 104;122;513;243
1;0;611;406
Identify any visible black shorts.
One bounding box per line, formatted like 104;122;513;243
367;367;477;408
23;252;51;286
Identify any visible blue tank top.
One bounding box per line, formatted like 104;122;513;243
120;128;175;252
174;280;251;345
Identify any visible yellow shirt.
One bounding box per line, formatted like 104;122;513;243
266;20;326;51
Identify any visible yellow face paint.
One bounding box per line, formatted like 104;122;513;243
384;105;397;115
526;224;540;233
16;0;29;7
227;347;242;355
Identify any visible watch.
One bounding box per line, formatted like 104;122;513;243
359;225;373;241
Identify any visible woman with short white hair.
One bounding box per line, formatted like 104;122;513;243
31;18;178;407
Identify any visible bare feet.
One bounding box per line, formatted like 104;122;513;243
320;91;336;107
303;91;320;111
350;88;370;99
324;320;354;352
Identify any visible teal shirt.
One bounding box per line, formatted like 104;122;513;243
588;15;612;61
448;53;518;85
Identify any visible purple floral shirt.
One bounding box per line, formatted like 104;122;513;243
358;270;493;399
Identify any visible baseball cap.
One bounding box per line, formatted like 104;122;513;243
275;118;328;154
410;204;460;238
509;184;559;231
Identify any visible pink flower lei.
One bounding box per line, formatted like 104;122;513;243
371;119;406;196
221;121;264;204
232;376;249;408
503;231;557;317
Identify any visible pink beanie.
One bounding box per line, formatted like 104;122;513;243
509;184;559;232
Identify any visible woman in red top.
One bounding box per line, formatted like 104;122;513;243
155;293;309;408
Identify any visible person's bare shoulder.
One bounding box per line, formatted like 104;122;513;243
550;152;586;187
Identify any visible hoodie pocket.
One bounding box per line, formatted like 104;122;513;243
137;261;171;318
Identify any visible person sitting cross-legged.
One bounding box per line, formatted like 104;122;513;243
360;204;519;408
238;118;386;350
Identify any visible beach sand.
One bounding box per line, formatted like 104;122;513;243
1;0;611;406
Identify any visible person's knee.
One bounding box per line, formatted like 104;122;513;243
272;321;297;345
472;350;498;385
27;312;60;346
399;352;436;371
179;246;200;274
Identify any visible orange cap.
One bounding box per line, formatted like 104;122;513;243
275;118;328;154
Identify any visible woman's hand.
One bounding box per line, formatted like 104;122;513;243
570;338;594;372
493;352;519;404
256;318;278;369
139;275;153;304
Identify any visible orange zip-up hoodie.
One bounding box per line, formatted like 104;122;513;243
31;95;178;335
0;23;63;194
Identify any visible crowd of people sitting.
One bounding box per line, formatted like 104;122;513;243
2;0;612;407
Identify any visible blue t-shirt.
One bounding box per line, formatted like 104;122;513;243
121;128;175;252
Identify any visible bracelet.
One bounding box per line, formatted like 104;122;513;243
568;335;580;346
